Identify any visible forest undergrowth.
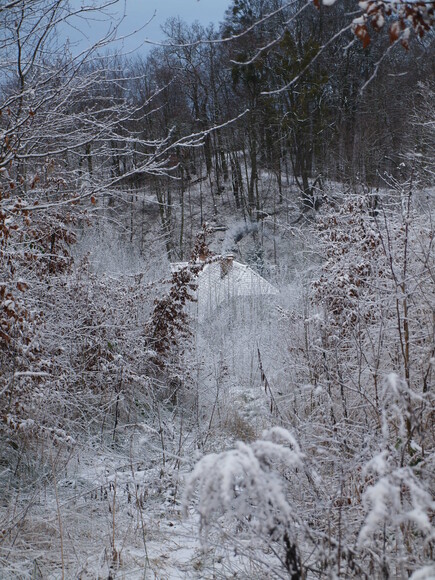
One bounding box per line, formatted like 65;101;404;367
1;175;434;579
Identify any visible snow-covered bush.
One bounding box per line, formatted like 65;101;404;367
184;427;305;577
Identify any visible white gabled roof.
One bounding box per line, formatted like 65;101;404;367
170;257;279;320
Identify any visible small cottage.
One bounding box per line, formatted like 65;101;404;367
171;255;279;321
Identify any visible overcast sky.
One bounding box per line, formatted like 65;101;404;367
65;0;231;54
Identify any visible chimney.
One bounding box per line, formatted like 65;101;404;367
220;254;234;278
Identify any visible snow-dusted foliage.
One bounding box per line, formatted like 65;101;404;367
183;186;435;578
184;427;304;577
359;453;434;550
184;426;302;530
0;0;434;578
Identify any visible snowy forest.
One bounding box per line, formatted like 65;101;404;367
1;0;435;577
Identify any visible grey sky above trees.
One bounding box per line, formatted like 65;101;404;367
66;0;231;54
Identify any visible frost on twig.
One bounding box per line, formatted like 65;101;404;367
184;427;303;552
359;451;435;549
